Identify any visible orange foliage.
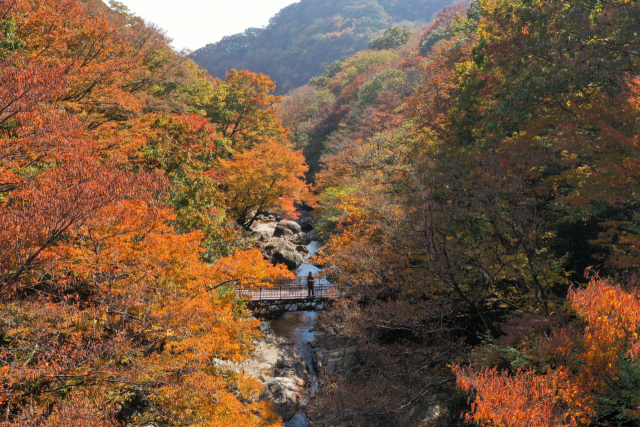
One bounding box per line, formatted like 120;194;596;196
455;275;640;427
212;248;293;290
0;0;291;424
219;140;309;230
454;366;592;427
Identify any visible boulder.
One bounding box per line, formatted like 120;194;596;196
344;346;359;369
276;220;301;235
256;235;302;264
276;337;292;347
295;245;309;255
298;232;312;245
261;378;299;420
297;215;317;231
273;225;294;238
327;349;345;359
325;359;338;373
272;248;303;270
258;322;271;333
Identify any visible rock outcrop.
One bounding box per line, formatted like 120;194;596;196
297;213;318;232
273;225;294;238
252;219;316;270
272;247;304;270
275;220;302;235
250;210;322;270
213;322;310;421
310;331;360;375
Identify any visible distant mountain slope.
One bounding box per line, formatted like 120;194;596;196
192;0;459;94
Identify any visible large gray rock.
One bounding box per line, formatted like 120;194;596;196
275;220;301;235
273;225;294;238
254;231;270;243
343;346;359;369
298;232;312;245
258;322;271;333
297;215;317;231
261;378;300;420
272;248;303;270
325;359;338;373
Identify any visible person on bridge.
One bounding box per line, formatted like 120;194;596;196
307;272;315;297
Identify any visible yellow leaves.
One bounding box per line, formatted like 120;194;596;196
219;139;310;229
212;248;292;290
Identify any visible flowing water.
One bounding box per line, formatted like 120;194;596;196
270;240;323;427
295;241;322;277
271;311;318;427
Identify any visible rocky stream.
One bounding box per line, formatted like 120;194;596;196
228;211;363;427
249;212;322;426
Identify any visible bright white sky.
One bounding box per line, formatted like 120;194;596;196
112;0;299;51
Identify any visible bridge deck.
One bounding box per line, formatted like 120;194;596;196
239;278;336;319
239;283;336;301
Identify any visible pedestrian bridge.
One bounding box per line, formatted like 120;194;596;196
239;276;336;319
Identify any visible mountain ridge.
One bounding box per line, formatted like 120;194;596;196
192;0;460;94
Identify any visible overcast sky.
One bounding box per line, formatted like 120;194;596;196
112;0;299;51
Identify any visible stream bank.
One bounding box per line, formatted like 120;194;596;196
246;212;322;426
270;312;319;427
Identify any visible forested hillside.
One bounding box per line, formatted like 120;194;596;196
192;0;460;94
0;0;308;424
3;0;640;426
279;0;640;425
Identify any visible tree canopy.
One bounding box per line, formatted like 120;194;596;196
367;26;412;50
0;0;305;424
279;0;640;424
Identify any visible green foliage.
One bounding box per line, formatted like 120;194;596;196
419;25;450;55
0;18;24;57
596;357;640;425
460;0;640;281
358;68;406;105
193;0;456;94
316;186;359;234
310;57;349;88
141;115;230;260
175;62;217;115
332;49;399;91
323;57;349;79
367;26;412;50
107;0;133;15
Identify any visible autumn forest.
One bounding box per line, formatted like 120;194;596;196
1;0;640;426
